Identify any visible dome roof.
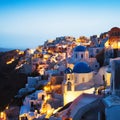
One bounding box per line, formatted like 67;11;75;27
73;62;92;73
74;45;86;52
110;27;120;31
64;67;73;74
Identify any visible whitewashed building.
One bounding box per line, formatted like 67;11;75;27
63;62;95;105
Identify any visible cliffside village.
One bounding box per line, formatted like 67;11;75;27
2;27;120;120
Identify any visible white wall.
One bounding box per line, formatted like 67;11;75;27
63;72;94;105
74;51;85;62
63;87;94;105
74;72;93;84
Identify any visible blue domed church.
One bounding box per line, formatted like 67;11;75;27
73;45;89;62
68;45;99;71
63;61;95;105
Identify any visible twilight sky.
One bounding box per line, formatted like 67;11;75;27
0;0;120;49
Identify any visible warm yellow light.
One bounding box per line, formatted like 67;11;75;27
105;41;109;48
44;94;51;101
47;109;52;115
44;96;47;101
18;51;24;55
111;44;113;48
48;50;52;53
0;112;6;119
40;102;47;114
106;39;120;49
44;54;50;60
44;86;50;92
46;109;54;118
118;42;120;48
53;107;62;114
6;58;15;64
0;112;4;118
30;49;35;54
16;49;19;52
44;86;49;91
5;106;9;110
51;86;54;90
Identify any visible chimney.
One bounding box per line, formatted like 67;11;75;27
111;60;120;96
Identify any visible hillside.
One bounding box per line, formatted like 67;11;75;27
0;50;27;111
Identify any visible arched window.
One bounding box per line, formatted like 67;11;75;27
67;82;72;91
103;75;105;81
115;32;118;36
31;102;34;107
81;54;83;58
42;95;45;101
95;65;98;68
82;77;85;83
75;53;77;58
103;75;106;86
68;78;70;80
118;32;120;36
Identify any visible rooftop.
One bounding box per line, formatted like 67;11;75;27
73;62;92;73
74;45;86;52
60;93;102;119
64;67;73;74
103;95;120;107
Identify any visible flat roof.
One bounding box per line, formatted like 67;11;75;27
103;95;120;107
60;93;102;118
